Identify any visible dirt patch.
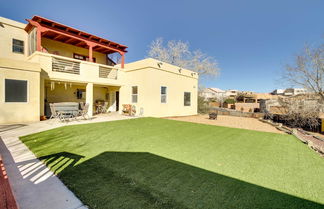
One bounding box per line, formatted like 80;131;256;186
166;114;284;134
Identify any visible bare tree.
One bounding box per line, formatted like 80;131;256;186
283;42;324;101
148;38;220;76
278;95;322;128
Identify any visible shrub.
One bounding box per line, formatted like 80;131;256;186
198;96;209;114
224;98;235;104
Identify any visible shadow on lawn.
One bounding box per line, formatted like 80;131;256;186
44;152;324;209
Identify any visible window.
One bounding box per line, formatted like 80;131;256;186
184;92;191;106
5;79;27;102
76;89;86;99
73;53;96;62
12;39;24;54
161;86;167;103
132;86;138;103
28;28;37;55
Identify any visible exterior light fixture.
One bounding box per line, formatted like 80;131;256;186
157;62;163;68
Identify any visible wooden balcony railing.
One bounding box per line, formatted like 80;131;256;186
52;57;80;74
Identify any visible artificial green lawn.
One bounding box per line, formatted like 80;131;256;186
20;118;324;209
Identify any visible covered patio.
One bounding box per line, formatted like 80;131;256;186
42;80;120;119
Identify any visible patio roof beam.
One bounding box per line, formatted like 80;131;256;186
26;19;125;55
26;18;126;68
53;34;64;40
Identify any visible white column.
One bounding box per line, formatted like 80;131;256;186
86;83;94;117
40;77;45;116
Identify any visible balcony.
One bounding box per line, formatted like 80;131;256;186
52;57;80;74
27;51;121;85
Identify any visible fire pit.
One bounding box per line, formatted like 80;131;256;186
209;112;218;120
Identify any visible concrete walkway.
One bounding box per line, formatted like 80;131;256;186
0;113;134;209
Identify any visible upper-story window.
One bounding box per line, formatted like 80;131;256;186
12;39;24;54
161;86;167;103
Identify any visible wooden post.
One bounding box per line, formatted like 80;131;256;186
89;43;93;62
36;27;42;51
121;52;125;68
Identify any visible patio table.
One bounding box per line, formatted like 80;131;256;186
52;102;79;121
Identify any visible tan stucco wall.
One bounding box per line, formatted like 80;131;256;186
46;84;108;103
0;58;40;124
0;17;28;61
42;38;107;65
0;17;199;120
119;58;198;117
234;103;260;112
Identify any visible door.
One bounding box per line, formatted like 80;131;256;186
116;91;119;111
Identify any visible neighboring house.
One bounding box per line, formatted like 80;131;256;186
225;89;240;99
259;99;282;113
200;88;225;101
283;88;307;96
271;88;307;96
233;92;279;113
0;16;198;124
271;89;284;95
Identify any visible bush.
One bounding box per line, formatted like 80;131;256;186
224;98;235;104
198;96;209;114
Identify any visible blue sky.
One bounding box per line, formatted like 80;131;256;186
1;0;323;92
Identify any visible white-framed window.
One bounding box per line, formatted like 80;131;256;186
132;86;138;103
5;79;28;102
161;86;167;103
12;39;24;54
184;92;191;106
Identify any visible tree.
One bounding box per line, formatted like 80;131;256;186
277;95;323;129
283;42;324;101
148;38;220;77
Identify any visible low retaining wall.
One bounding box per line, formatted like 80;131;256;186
293;129;324;155
259;118;324;156
210;107;264;118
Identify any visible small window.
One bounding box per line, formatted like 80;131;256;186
76;89;86;99
132;86;138;103
12;39;24;54
184;92;191;106
73;53;96;62
161;86;167;103
5;79;27;102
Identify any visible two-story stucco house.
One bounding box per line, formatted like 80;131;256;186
0;16;198;124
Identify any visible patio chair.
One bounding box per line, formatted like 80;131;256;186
49;103;61;120
79;103;90;119
102;102;109;113
131;105;136;116
79;102;85;110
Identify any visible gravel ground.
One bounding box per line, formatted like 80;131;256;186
166;114;284;134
